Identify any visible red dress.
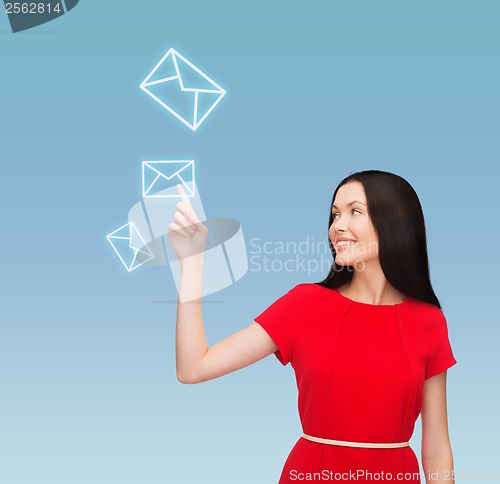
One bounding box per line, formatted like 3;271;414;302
254;283;457;483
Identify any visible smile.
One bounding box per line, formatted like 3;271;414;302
336;241;357;251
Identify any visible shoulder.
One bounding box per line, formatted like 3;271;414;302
282;283;344;312
288;282;338;300
404;297;448;332
273;283;320;305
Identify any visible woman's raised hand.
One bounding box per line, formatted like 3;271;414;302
167;184;209;262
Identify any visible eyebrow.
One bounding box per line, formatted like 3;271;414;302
331;200;366;209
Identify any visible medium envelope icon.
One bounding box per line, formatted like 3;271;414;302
142;160;195;198
106;222;154;272
139;48;226;131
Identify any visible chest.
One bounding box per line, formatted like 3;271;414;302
292;308;428;389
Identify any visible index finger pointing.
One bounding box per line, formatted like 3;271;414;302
175;184;200;225
176;184;193;208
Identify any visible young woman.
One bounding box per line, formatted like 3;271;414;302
170;169;457;484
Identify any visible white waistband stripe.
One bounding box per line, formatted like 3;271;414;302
301;432;410;449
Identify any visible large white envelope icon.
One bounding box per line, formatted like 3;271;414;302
142;160;195;198
139;48;226;131
106;222;154;272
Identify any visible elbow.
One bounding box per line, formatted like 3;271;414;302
176;371;191;384
176;371;202;385
421;444;453;468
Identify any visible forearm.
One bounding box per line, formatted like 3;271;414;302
422;450;455;484
175;256;207;383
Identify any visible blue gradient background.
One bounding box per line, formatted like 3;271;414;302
1;1;498;483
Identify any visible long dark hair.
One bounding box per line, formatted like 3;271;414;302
316;170;442;309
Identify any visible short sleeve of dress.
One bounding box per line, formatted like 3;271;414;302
425;309;458;380
254;284;306;367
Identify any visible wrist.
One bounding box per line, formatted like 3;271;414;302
179;254;204;271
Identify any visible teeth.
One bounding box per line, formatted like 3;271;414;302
337;240;356;246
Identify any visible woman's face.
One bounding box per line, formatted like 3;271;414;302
329;181;379;268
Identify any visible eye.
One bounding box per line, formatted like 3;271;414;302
332;209;362;220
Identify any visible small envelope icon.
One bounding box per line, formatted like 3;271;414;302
106;222;154;272
140;48;226;131
142;160;195;198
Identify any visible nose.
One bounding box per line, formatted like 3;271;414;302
331;215;348;232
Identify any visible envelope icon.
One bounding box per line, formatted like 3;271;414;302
139;48;226;131
142;160;195;198
106;222;154;272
